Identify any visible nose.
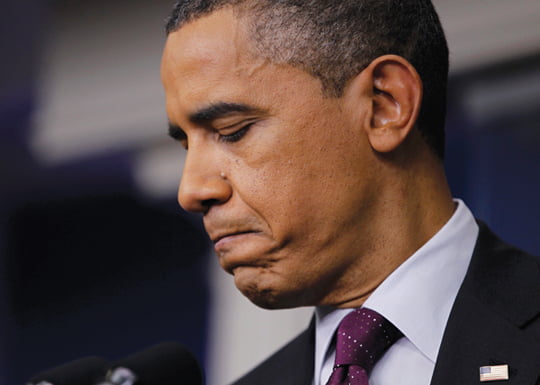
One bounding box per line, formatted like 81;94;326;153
177;148;232;214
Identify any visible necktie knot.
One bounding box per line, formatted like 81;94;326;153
326;308;402;385
334;308;402;371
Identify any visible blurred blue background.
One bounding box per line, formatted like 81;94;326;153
1;0;539;384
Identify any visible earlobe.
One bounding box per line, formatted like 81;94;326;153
364;55;422;153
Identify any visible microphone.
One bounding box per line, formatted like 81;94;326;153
27;356;109;385
97;342;203;385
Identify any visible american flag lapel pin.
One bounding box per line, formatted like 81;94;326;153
479;364;509;382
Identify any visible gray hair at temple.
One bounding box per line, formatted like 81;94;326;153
165;0;449;159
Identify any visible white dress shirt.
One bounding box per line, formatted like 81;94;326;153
313;199;479;385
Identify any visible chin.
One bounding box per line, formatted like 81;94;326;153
241;287;284;310
233;268;311;309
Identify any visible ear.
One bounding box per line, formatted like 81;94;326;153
357;55;422;153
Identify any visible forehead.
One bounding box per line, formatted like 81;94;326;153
161;9;256;109
160;7;333;129
163;9;243;73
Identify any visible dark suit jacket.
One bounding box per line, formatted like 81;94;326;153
231;223;540;385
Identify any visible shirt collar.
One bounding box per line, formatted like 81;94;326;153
364;199;478;361
314;199;478;372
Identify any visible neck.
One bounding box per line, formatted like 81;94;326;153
324;140;455;308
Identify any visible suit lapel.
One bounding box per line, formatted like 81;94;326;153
431;223;540;385
278;319;316;385
231;316;315;385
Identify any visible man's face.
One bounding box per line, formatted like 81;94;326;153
161;8;382;308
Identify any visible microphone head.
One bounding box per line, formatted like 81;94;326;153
108;342;203;385
28;356;109;385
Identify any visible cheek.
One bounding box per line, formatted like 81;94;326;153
233;156;340;249
227;107;370;240
235;128;353;207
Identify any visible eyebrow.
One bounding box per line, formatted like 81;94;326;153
189;102;264;125
168;122;186;141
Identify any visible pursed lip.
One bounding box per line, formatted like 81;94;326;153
205;216;265;252
206;225;268;273
211;230;258;245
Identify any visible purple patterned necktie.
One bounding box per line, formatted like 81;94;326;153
326;308;402;385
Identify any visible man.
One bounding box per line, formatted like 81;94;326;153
160;1;540;384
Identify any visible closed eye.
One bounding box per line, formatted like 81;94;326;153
218;122;255;143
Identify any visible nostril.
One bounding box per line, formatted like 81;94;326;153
202;198;221;207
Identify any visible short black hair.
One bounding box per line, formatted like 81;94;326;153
166;0;449;159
